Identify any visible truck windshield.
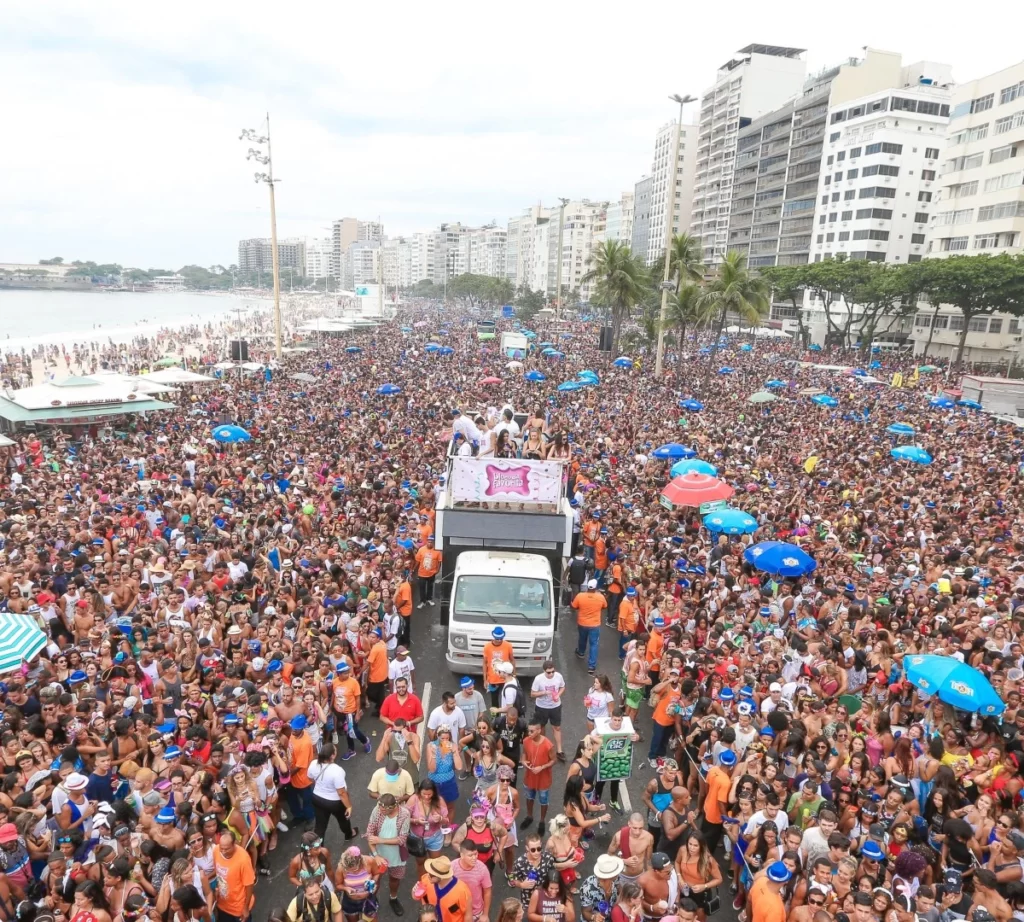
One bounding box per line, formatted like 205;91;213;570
453;575;552;625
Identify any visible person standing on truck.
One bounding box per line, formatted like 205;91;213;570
415;540;441;609
572;579;606;675
483;627;515;707
569;499;582;557
582;511;601;562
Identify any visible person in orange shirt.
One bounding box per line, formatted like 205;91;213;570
414;542;441;608
607;556;624;627
617;586;639;659
213;829;256;922
418;856;473;922
593;530;609;583
646;618;666;686
286;714;315;824
482;627;515;707
648;668;681;763
571;579;606;673
365;629;390;717
748;861;791;922
331;662;371;760
395;576;414;646
701;747;736;854
581;513;600;561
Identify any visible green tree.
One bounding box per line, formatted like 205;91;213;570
514;285;545;322
760;264;810;345
850;263;920;351
801;257;876;347
699;251;770;386
39;257;64;265
926;254;1024;369
581;240;649;353
663;281;714;369
667;232;705;289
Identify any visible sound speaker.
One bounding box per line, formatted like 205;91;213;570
598;326;613;352
229;340;249;362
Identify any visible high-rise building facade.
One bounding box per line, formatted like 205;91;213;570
303;237;332;279
909;59;1024;362
459;225;507;279
237;237;305;275
631;177;653;263
647;121;697;265
691;44;808;266
331;218;383;282
506;206;554;291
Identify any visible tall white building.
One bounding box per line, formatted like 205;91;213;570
691;44;808;265
348;241;380;287
551;200;608;300
303;237;332;279
909;59;1024;362
631;177;653;262
382;237;413;289
459;225;507;279
506;206;555;290
331;218;383;282
648;121;697;265
411;232;436;285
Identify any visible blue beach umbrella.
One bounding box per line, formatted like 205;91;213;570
887;423;915;436
719;366;735;375
613;356;634;368
703;508;758;535
670;458;718;477
765;380;786;389
811;395;838;408
743;541;817;578
679;399;704;412
400;326;413;333
869;360;882;370
652;443;697;460
740;344;753;352
930;396;955;409
524;370;547;382
808;344;822;351
957;399;982;410
438;346;455;356
539;342;554;348
904;654;1005;715
377;383;402;396
699;347;713;355
345;346;362;354
212;425;251;443
891;445;932;465
522;331;537;339
557;380;583;392
577;370;600;385
544;350;565;359
424;343;441;353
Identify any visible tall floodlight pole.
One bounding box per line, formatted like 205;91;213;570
241;115;283;360
555;197;569;317
655;93;696;378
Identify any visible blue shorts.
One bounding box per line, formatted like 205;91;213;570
424;831;445;852
434;777;460;803
524;787;549;805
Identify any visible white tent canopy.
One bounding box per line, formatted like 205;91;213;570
88;371;176;395
0;434;14;447
4;376;158;410
145;368;217;385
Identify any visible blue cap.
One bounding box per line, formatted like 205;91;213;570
155;806;176;825
719;749;737;766
336;662;350;673
719;688;735;701
492;627;506;639
760;726;775;737
114;652;127;663
767;861;792;883
158;721;177;735
290;715;308;731
165;746;181;759
68;670;88;684
862;841;885;861
460;677;474;688
652;617;666;627
759;606;771;617
625;587;637;597
224;715;240;727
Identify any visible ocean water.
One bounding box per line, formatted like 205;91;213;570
0;289;268;350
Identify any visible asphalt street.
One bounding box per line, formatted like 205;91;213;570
256;601;741;922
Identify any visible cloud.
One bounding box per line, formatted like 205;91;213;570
1;0;1021;266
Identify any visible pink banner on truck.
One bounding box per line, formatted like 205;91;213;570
449;457;563;503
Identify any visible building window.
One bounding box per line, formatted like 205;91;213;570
841;210;853;221
947;315;964;331
849;147;862;158
838;231;850;241
918;192;932;203
921;170;936;181
831;193;840;202
944;155;983;172
994;110;1024;134
829;213;838;223
846;168;859;179
1000;81;1024;105
855;208;893;220
911;233;926;244
942;237;970;252
829;131;841;142
984;170;1024;192
968;317;989;332
948;181;978;199
852;229;890;241
861;164;900;177
821;195;829;205
970;93;995;114
990;144;1019;165
844;190;856;200
1010;319;1022;334
837;151;846;161
858;187;897;199
915;212;930;223
978;200;1024;221
950;124;989;145
865;141;903;155
924;147;940;159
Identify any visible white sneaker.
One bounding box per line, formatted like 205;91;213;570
417;602;426;609
277;822;289;832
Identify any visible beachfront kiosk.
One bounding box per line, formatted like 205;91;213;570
0;376;175;436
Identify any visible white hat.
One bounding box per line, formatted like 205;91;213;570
252;657;266;670
65;772;88;791
587;579;598;590
495;661;514;676
594;855;625;879
264;606;277;616
769;682;783;693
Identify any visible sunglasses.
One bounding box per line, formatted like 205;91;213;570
527;847;542;853
808;899;826;907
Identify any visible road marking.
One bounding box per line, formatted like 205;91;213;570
416;681;432;766
621;781;632;813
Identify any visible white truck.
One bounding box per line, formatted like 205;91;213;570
499;331;529;360
434;454;573;676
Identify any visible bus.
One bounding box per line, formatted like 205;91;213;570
476;320;496;341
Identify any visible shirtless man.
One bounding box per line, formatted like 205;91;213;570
273;685;305;725
638;852;676;920
607;812;654;883
111;572;136;613
970;870;1013;922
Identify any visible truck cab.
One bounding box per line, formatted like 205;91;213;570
435;454;573;676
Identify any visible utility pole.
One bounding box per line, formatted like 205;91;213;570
555;197;569;317
655;93;696;378
241;115;283;360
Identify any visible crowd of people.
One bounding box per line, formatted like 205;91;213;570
0;302;1022;922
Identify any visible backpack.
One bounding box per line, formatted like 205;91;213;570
504;680;527;716
295;885;332;922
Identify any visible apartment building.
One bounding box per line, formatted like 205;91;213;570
691;45;808;266
647;121;697;265
631;177;653;262
237;237;305;275
331;218;383;282
909;59;1024;362
303;237;332;279
506;206;555;291
458;225;507;279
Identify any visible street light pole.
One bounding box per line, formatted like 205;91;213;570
555;197;569;317
655;93;696;378
241;115;283;360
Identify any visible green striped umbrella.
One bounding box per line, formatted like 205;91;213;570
0;613;47;674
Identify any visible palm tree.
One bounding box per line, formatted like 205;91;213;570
663;280;714;369
699;251;770;388
668;233;705;290
581;240;649;353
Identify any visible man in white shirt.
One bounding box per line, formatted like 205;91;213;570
530;661;566;757
761;683;784;716
743;792;789;838
451;409;484;446
388;648;415;692
427;692;468;740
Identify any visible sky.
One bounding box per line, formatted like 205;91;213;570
2;1;1023;269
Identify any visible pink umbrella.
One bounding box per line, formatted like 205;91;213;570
660;472;735;510
480;376;502;385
